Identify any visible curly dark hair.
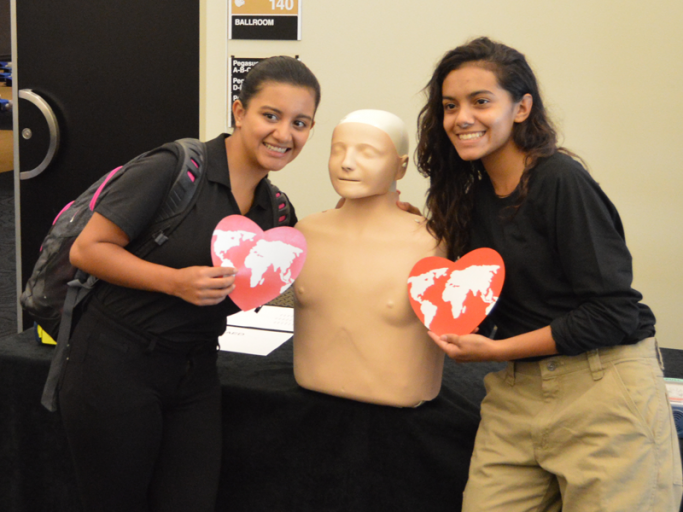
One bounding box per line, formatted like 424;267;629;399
416;37;558;260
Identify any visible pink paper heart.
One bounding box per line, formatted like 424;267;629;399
407;248;505;336
211;215;307;311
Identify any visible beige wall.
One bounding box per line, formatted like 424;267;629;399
202;1;683;349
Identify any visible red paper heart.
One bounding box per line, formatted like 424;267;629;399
211;215;307;311
407;248;505;336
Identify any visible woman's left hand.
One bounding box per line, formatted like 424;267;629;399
428;331;502;362
428;325;558;362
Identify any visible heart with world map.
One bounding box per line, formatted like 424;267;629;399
211;215;307;311
407;248;505;336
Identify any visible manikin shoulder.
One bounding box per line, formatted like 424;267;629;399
391;209;443;253
297;207;443;258
294;209;341;235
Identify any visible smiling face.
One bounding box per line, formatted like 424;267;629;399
441;63;531;171
328;122;406;200
233;81;317;173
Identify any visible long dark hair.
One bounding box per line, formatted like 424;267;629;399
416;37;557;260
239;56;321;112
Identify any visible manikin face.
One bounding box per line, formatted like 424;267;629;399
233;81;316;173
441;63;530;169
328;122;406;200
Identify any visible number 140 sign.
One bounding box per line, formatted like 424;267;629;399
270;0;295;10
232;0;299;15
230;0;301;40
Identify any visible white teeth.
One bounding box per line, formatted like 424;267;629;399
459;132;484;140
265;143;288;153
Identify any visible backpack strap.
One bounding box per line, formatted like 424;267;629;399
40;270;98;411
265;178;293;227
152;139;206;232
128;138;207;255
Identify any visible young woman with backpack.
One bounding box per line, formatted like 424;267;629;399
58;56;321;512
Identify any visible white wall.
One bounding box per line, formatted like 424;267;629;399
202;0;683;349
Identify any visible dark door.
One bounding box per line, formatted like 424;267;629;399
15;0;199;329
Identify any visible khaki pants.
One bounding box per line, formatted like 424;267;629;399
463;338;683;512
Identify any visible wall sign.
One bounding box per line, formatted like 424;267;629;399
229;0;302;40
229;57;264;126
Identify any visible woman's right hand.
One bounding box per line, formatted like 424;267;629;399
396;190;421;215
71;212;238;306
171;266;237;306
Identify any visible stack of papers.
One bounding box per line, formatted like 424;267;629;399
219;305;293;356
664;378;683;437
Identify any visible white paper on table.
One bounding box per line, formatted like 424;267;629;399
665;378;683;403
227;305;294;332
219;306;293;356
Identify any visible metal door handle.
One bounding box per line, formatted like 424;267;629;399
19;89;60;180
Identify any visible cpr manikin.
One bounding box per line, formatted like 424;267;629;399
293;109;446;407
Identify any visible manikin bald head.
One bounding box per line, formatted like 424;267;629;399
329;110;410;200
337;109;409;157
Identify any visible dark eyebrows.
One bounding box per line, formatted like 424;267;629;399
469;89;494;98
259;105;313;122
442;90;494;102
259;105;282;114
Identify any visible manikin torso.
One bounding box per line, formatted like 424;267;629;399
293;113;446;407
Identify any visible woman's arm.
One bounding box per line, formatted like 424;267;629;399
70;212;236;306
428;325;557;362
546;160;645;353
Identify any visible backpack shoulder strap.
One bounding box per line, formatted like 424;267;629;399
153;138;206;223
129;138;208;254
265;178;293;227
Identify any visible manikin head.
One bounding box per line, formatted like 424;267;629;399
329;109;409;200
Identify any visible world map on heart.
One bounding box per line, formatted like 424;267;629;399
407;248;505;336
213;230;302;292
211;215;307;311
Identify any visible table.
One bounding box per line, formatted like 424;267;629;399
2;328;682;512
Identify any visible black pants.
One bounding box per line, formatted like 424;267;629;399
59;303;222;512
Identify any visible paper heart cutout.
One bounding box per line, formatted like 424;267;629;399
211;215;307;311
407;248;505;336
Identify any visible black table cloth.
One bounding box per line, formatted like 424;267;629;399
2;328;682;512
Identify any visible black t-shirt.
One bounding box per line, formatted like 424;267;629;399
92;134;297;343
468;151;655;355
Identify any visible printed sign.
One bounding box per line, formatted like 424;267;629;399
229;57;265;127
407;248;505;336
211;215;307;311
229;0;302;40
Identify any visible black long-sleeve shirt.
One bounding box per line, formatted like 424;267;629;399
468;151;655;356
